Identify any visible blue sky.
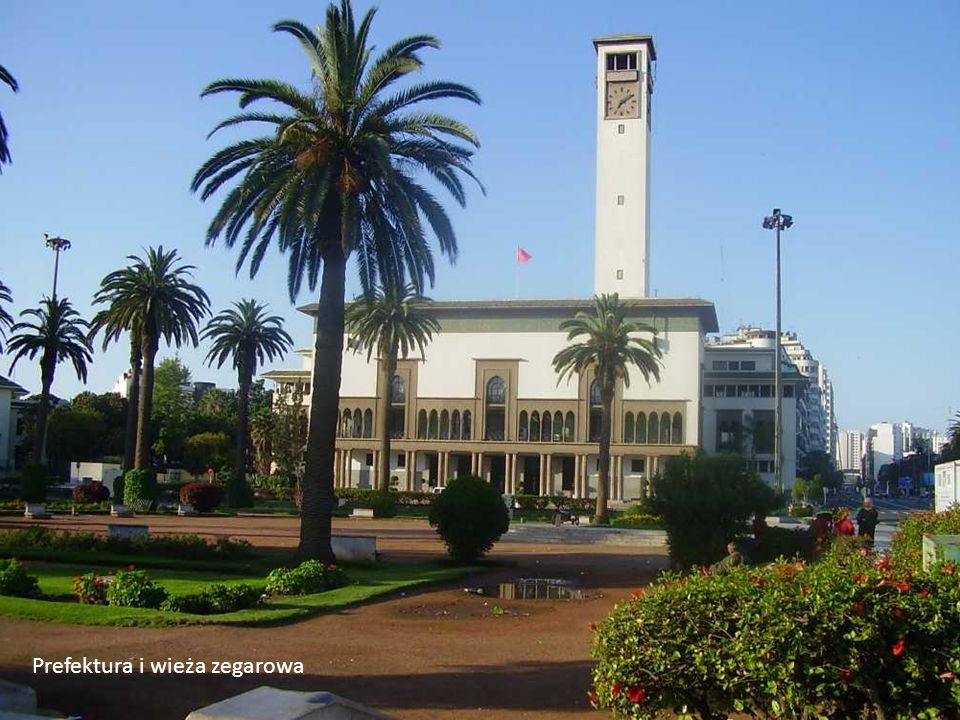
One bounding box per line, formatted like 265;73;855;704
1;1;958;433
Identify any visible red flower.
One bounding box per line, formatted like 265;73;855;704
944;564;957;576
839;669;851;685
853;573;867;584
940;671;957;680
875;556;892;570
794;561;805;571
893;607;906;621
920;589;930;599
588;691;599;708
590;623;597;632
801;585;809;596
750;576;765;587
892;639;905;657
852;602;865;616
891;581;911;592
611;682;621;698
859;547;870;557
626;685;646;703
631;589;645;599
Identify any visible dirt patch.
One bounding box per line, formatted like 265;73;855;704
0;516;666;719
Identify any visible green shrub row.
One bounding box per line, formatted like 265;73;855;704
592;540;960;719
512;494;597;512
0;527;252;561
161;583;261;615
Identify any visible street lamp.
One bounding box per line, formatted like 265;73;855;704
44;233;71;301
762;208;793;497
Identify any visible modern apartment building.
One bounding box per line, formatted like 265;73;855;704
836;430;864;474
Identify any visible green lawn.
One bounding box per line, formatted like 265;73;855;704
0;561;475;628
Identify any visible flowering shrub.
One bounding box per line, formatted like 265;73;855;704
72;572;109;604
72;482;110;503
265;560;346;596
105;568;168;609
591;541;960;718
0;559;40;598
179;482;226;513
161;583;261;615
891;506;960;573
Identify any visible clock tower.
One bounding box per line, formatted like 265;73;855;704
593;34;655;298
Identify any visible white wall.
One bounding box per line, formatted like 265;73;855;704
68;462;124;495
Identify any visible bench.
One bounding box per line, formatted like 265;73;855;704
23;504;51;519
107;524;149;540
110;504;135;518
351;507;375;518
178;503;197;516
552;508;579;526
332;535;378;562
577;514;593;526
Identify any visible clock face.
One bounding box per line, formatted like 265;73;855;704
606;81;639;119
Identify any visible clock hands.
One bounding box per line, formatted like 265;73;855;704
617;92;635;111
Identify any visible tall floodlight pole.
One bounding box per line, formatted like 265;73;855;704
762;209;793;496
44;234;72;301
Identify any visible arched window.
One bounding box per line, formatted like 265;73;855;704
636;412;647;443
648;413;659;445
485;376;506;440
530;411;540;441
353;409;363;438
428;410;439;439
624;412;635;444
486;376;506;404
542;411;552;442
660;412;671;444
590;379;601;406
462;410;472;440
519;411;528;441
553;412;563;441
451;410;461;440
390;375;406;403
589;380;602;442
672;412;683;444
417;410;427;439
342;409;352;438
564;412;575;441
439;410;450;440
362;409;373;438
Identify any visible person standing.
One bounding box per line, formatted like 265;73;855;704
833;508;855;537
856;497;880;542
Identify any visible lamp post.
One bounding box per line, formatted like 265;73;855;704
762;208;793;496
44;233;71;301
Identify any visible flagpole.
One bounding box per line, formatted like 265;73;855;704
515;248;520;299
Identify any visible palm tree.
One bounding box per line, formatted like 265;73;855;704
7;297;93;463
346;284;440;494
202;300;293;507
91;247;210;469
0;280;13;352
192;0;481;561
0;63;18;171
552;294;663;524
88;301;143;471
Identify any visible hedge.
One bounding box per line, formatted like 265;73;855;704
891;506;960;574
179;483;226;513
592;540;960;718
72;482;110;504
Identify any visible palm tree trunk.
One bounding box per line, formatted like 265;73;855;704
231;354;252;508
123;343;142;472
135;337;158;469
596;386;613;524
297;246;346;563
31;359;55;465
377;352;397;495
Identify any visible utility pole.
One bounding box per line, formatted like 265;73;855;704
44;233;71;300
762;209;793;496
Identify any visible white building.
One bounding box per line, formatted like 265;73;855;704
836;430;864;474
866;422;905;481
0;375;28;476
701;345;801;488
111;372;131;399
267;34;724;501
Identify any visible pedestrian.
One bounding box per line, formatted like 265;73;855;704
709;539;745;574
833;507;855;537
856;497;879;542
812;511;833;536
752;513;767;540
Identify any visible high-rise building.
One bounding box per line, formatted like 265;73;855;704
865;422;905;481
837;430;864;474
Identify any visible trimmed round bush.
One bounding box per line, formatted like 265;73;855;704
428;476;509;563
122;468;157;508
179;482;226;513
20;464;49;503
106;568;168;609
370;494;397;518
72;482;110;504
0;559;41;598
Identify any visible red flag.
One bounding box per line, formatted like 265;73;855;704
516;247;532;263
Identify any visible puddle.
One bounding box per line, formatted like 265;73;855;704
464;578;584;600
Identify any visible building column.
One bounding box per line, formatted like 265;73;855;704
539;454;547;496
613;456;622;501
440;452;448;487
510;454;518;494
545;454;553;496
409;451;418;491
477;452;485;482
579;454;589;498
